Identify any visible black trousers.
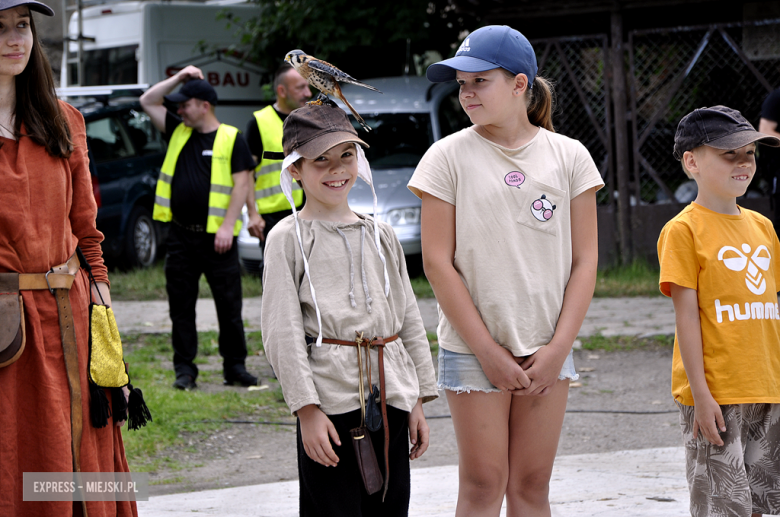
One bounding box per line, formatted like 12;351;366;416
297;406;411;517
165;224;247;380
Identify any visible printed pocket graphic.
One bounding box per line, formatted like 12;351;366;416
717;244;771;295
513;179;564;237
531;195;556;222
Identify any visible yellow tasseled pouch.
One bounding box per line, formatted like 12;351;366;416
88;304;129;388
77;247;152;431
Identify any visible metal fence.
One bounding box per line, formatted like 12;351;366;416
628;19;780;205
531;35;614;206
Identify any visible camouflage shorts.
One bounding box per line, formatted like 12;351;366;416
678;402;780;516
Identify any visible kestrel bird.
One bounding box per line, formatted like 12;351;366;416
285;49;381;132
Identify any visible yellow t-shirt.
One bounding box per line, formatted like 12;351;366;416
658;203;780;406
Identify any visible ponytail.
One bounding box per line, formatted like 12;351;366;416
527;76;555;133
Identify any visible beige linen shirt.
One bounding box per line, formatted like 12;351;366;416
408;126;604;357
261;213;438;416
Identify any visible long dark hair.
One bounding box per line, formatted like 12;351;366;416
9;12;72;157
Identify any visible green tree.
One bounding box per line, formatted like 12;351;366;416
221;0;480;78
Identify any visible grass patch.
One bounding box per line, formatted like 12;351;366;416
110;263;263;301
410;274;435;299
594;260;660;298
110;259;659;302
426;331;439;354
579;333;674;352
119;332;283;473
149;476;185;486
409;260;661;300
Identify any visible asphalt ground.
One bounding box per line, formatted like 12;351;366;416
113;295;698;516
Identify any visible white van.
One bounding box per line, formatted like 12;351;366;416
62;1;267;128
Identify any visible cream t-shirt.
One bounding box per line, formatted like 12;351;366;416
408;126;604;357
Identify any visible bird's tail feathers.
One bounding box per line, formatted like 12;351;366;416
342;78;382;94
335;87;371;132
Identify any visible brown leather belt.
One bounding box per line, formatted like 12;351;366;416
319;333;398;500
18;254;80;291
19;253;87;516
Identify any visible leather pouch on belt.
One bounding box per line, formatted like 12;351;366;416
350;425;383;495
0;273;25;368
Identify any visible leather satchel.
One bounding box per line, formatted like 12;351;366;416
0;273;25;368
350;425;383;494
350;340;384;494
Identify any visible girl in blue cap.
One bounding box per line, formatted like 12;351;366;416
409;25;604;516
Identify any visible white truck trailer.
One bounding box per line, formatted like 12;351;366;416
62;1;267;128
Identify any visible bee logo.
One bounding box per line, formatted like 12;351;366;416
718;243;771;295
531;194;556;222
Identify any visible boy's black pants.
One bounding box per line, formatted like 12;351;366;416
297;405;411;517
165;224;247;380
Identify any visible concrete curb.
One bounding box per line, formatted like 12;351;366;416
136;447;689;516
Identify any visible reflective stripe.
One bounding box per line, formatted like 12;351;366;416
253;106;302;213
256;162;282;177
254;182;301;200
210;184;233;195
155;123;242;236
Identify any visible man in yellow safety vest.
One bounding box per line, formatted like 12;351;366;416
244;63;310;274
141;65;258;391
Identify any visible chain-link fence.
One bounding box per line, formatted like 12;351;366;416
629;19;780;205
532;35;613;206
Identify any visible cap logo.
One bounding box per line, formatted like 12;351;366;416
458;38;471;53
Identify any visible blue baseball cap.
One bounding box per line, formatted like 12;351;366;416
427;25;538;84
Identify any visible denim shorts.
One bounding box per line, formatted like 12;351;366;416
437;347;579;394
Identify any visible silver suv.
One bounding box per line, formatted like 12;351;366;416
237;76;469;273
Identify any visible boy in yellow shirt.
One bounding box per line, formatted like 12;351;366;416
658;106;780;517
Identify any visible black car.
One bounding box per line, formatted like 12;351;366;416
64;94;167;268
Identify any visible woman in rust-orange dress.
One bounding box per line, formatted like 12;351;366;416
0;1;137;516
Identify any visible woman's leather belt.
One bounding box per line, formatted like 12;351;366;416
19;253;88;516
318;333;398;500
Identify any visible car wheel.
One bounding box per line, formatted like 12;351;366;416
124;206;158;268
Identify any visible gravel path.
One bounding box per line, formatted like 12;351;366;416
113;296;674;337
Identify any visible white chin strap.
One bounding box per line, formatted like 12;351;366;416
280;146;390;347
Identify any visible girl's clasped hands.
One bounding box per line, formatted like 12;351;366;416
480;344;570;397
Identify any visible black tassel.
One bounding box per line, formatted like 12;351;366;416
127;384;152;430
112;387;128;423
89;382;110;428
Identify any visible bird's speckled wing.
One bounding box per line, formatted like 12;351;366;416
307;58;381;93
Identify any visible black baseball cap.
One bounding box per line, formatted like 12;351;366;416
673;105;780;160
282;102;368;159
0;0;54;16
427;25;537;84
164;79;218;105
